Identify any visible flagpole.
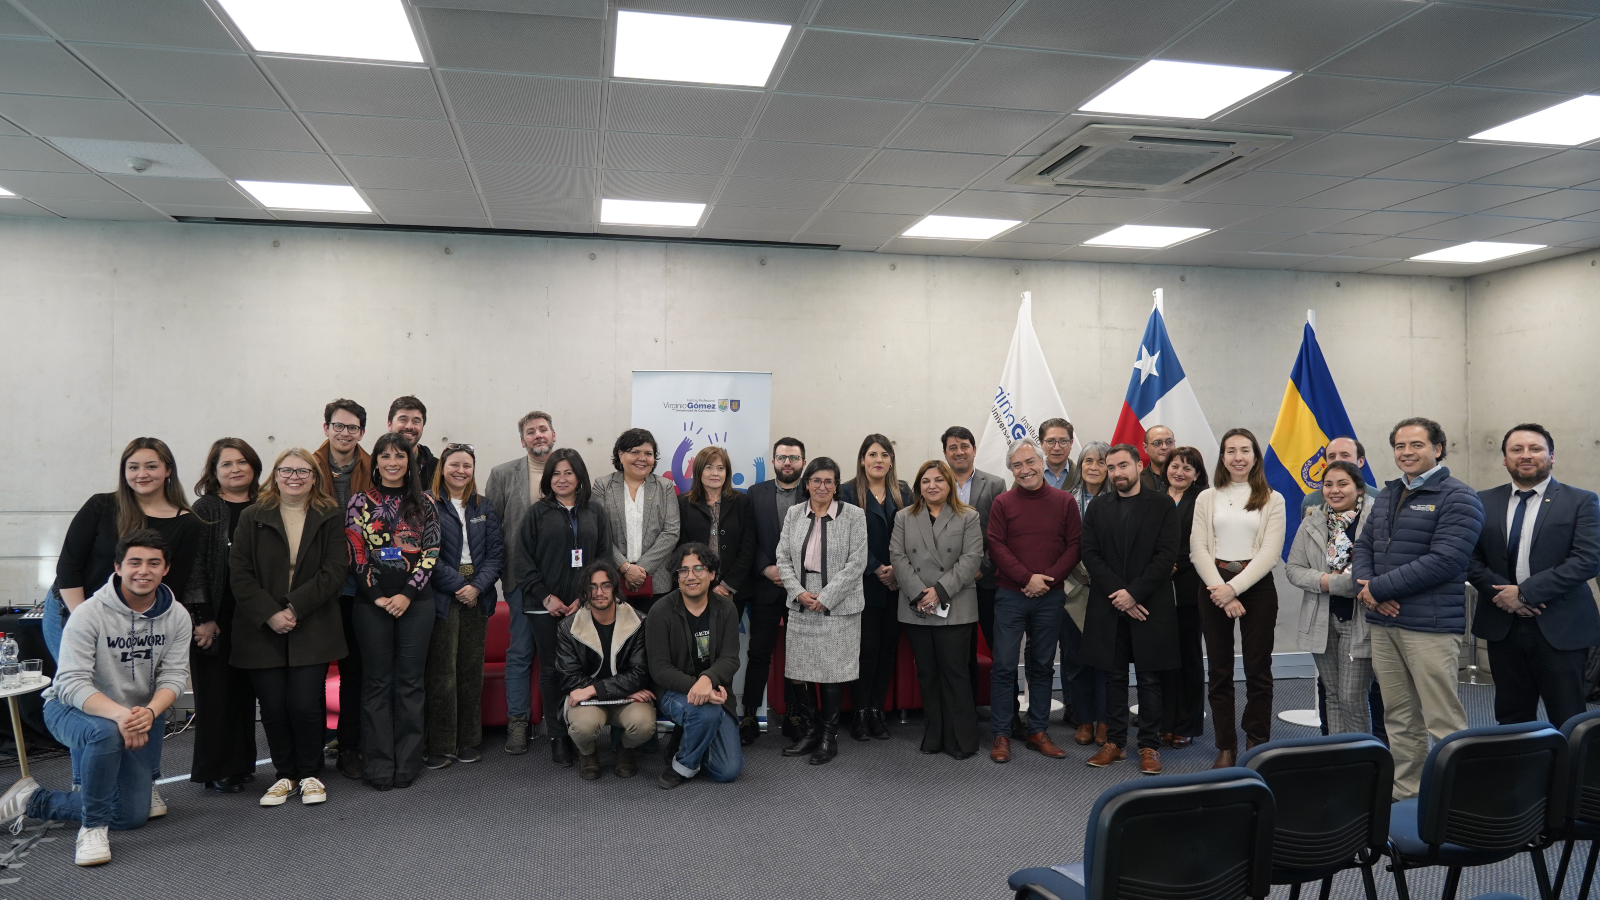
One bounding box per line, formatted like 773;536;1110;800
1307;308;1316;330
1152;288;1164;313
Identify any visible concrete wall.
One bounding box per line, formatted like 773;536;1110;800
0;217;1473;657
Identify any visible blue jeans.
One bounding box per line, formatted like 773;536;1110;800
1058;609;1107;724
42;587;66;662
31;699;162;830
504;589;536;720
657;691;743;783
990;588;1065;736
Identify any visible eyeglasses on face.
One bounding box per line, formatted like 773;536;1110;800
327;423;361;434
1147;438;1176;448
1042;438;1073;447
445;443;475;454
675;565;710;576
588;581;615;593
774;455;803;463
277;467;314;479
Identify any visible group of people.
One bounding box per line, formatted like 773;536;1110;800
3;396;1596;870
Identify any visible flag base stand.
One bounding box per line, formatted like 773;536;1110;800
1278;709;1321;728
1458;665;1494;686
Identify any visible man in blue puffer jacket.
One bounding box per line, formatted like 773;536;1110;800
1354;417;1485;800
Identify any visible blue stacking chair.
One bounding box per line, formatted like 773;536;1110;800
1008;768;1274;900
1387;723;1568;900
1553;710;1600;900
1239;734;1393;900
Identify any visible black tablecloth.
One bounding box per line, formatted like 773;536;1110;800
0;609;61;749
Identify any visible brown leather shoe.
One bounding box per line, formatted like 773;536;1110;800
1245;738;1263;751
1074;723;1096;746
1169;735;1193;749
1139;748;1163;775
1159;732;1174;747
1086;742;1126;767
1211;749;1237;769
990;735;1011;764
1025;732;1067;759
1095;723;1108;744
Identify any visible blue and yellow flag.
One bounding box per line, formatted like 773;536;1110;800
1264;322;1375;557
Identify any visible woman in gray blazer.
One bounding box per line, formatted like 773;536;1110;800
592;428;681;615
890;460;985;759
776;457;868;765
1285;460;1373;735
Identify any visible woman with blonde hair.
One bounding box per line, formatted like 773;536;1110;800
229;448;350;807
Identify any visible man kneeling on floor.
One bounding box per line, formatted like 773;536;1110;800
559;561;656;780
1;530;191;866
646;543;744;789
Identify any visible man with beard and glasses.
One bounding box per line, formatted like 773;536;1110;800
741;438;808;744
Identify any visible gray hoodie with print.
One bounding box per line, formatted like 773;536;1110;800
45;576;192;713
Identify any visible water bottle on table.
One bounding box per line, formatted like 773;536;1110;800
0;632;19;689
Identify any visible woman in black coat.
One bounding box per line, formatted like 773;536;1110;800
1158;447;1209;749
677;446;756;597
837;433;912;742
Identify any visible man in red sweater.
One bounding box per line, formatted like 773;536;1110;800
985;437;1082;763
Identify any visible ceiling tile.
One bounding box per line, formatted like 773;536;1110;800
261;59;446;119
0;170;132;201
889;105;1060;155
366;189;485;218
805;210;921;235
1475;150;1600;188
1193;172;1349;207
812;0;1011;39
965;241;1073;259
1462;19;1600;93
338;155;475;192
441;71;599;128
0;5;43;36
145;103;321;152
1221;75;1431;131
484;196;592;221
1386;183;1551;213
386;214;493;228
0;134;86;173
1135;202;1267;228
493;217;592;232
0;94;172;143
608;82;762;138
268;210;381;224
472;162;593;197
1349;86;1573;140
934;48;1131;113
1036;196;1174;224
1334;236;1456;258
696;229;804;243
1399;215;1534;241
99;175;255;207
1231;206;1361;233
1263;134;1446;178
1291;178;1451;210
0;37;116;98
34;198;168;220
828;183;952;214
418;8;604;77
876;237;973;255
856;149;1004;188
1161;229;1292;252
72;45;284;109
1053;245;1155;262
602;169;720;201
702;206;813;232
716;176;840;208
1485;189;1600;219
1161;0;1413;70
935;190;1066;219
459;122;596;167
1496;219;1600;244
731;141;873;180
777;30;969;101
1320;210;1459;235
1314;5;1579;82
1221;252;1329;270
27;0;239;50
194;147;344;183
1288;256;1391;273
603;132;736;175
49;137;224;178
1371;142;1558;183
752;94;915;146
0;196;59;216
796;232;882;250
1004;222;1118;244
993;0;1220;57
962;155;1071;193
160;205;263;219
303;114;459;159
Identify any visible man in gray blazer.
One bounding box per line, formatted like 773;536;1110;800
483;410;557;755
941;427;1007;710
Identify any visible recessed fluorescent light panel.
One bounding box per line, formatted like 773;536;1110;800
1409;241;1546;264
1470;96;1600;147
614;11;790;87
1084;225;1210;249
217;0;423;63
902;215;1021;240
1081;60;1292;119
237;180;371;213
601;199;706;227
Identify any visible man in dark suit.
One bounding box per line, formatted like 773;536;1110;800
740;437;809;745
941;426;1008;713
1080;444;1181;775
1468;423;1600;728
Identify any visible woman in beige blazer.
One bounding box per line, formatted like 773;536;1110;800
890;460;985;759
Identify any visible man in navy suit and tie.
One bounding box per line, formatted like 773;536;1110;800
1469;423;1600;728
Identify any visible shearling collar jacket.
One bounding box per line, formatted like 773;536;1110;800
555;601;649;701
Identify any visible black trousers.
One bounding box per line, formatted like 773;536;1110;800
1160;603;1206;739
1199;572;1277;751
1488;617;1589;728
337;594;363;754
250;664;329;781
968;586;997;705
354;598;434;783
188;643;258;783
1104;618;1166;750
908;623;977;755
852;605;900;711
740;595;785;719
528;611;566;737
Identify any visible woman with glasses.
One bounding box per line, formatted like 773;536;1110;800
775;458;868;765
594;428;680;615
422;444;503;770
230;449;350;807
346;434;440;790
837;434;912;741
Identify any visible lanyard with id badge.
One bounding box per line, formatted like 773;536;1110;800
380;547;404;562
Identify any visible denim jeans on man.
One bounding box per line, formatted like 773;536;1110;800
990;588;1065;736
503;588;537;720
29;698;162;830
657;690;743;782
43;587;157;788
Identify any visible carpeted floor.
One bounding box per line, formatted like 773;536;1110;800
0;679;1583;900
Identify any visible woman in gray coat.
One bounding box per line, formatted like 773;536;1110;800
776;457;868;765
891;460;985;759
593;428;681;615
1285;460;1373;735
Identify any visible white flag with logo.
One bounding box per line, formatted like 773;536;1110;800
975;292;1071;479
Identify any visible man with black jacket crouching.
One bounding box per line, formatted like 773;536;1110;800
557;561;655;781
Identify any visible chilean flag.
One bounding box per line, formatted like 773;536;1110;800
1110;299;1218;470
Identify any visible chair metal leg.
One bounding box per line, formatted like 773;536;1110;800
1359;862;1380;900
1442;865;1462;900
1532;844;1555;900
1389;841;1412;900
1560;838;1578;899
1580;841;1600;900
1318;875;1333;900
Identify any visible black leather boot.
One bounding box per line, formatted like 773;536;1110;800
848;709;870;742
782;681;822;757
867;708;891;740
810;683;842;765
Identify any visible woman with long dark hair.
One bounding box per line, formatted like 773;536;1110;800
677;445;755;597
1159;446;1209;750
837;434;911;741
346;433;440;790
1189;428;1286;768
189;438;265;793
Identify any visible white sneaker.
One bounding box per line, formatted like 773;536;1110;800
148;784;166;818
75;826;110;866
299;777;326;805
0;776;37;828
260;778;298;807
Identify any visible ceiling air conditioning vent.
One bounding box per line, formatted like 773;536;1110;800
1009;125;1291;192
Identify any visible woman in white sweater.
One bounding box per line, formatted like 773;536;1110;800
1189;428;1286;769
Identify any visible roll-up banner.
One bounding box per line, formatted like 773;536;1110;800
630;370;774;491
